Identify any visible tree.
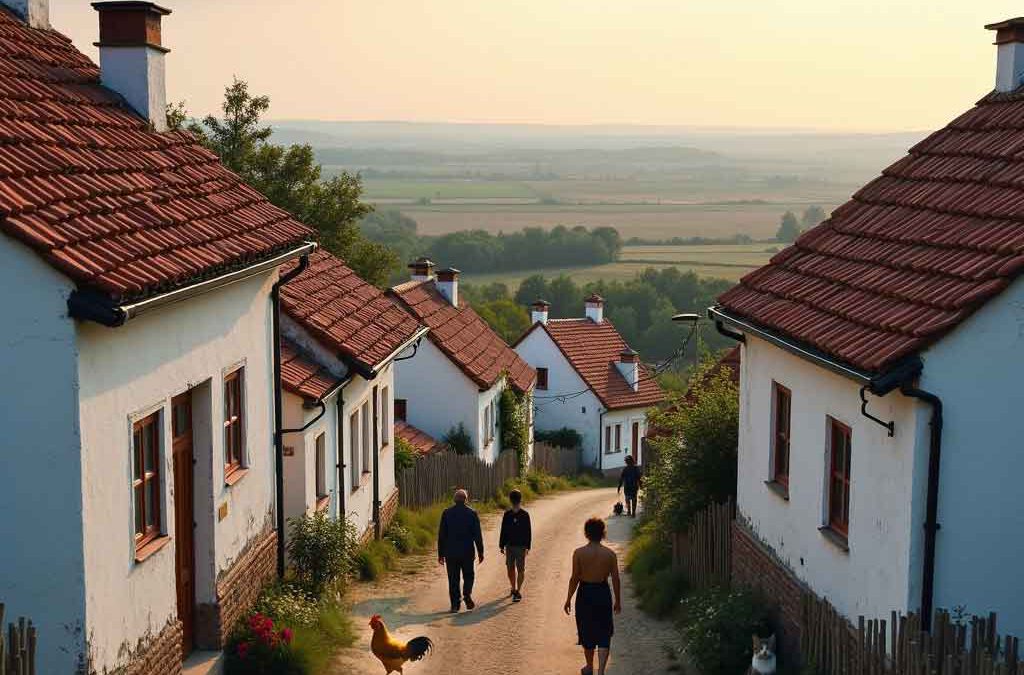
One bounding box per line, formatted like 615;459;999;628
775;210;801;243
178;80;396;286
514;275;549;307
801;205;827;231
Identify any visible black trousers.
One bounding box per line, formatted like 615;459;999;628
624;492;638;516
445;555;475;607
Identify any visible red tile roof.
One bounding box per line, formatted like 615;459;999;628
395;420;441;456
718;91;1024;373
389;279;535;392
280;251;425;374
0;10;313;302
281;338;343;401
525;318;665;410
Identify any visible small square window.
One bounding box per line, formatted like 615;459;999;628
536;367;549;390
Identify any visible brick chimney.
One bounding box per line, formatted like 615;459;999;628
436;267;460;307
987;18;1024;92
408;257;435;282
585;293;604;324
617;348;640;391
0;0;48;28
93;2;171;131
530;299;550;325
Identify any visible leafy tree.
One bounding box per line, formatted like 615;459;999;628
442;423;474;455
514;274;549;307
180;79;396;286
547;275;583;318
394;437;417;474
475;299;531;343
801;205;827;231
775;210;801;243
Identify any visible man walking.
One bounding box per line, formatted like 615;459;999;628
618;455;642;517
438;488;484;612
498;489;532;602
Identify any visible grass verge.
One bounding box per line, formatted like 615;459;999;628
625;519;689;618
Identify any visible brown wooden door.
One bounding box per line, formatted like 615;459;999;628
171;392;196;655
631;422;640;462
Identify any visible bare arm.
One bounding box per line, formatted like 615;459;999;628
610;551;622;613
564;549;582;614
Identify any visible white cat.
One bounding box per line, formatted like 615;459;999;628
749;634;777;675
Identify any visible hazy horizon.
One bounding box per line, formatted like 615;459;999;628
48;0;1023;134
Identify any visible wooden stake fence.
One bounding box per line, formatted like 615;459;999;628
671;498;734;590
0;605;36;675
801;594;1023;675
398;449;519;509
531;442;581;477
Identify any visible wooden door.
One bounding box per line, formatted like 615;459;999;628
171;392;196;655
631;422;640;462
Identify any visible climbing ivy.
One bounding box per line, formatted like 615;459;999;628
499;386;530;475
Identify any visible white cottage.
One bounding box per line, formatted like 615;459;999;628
278;251;427;543
711;18;1024;649
515;295;664;473
388;259;536;463
0;2;317;671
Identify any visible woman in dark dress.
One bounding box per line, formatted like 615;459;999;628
564;517;622;675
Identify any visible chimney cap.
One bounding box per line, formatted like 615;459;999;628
986;17;1024;44
531;298;550;308
620;347;639;359
585;293;604;304
93;1;171;51
408;256;435;267
92;1;171;14
437;267;461;275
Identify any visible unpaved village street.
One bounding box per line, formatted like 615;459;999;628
334;487;676;674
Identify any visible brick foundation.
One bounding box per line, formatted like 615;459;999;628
195;526;278;649
732;518;806;662
124;619;183;675
379;487;400;534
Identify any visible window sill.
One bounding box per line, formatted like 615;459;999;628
135;535;171;563
764;480;789;501
315;496;330;513
818;526;850;553
224;467;248;487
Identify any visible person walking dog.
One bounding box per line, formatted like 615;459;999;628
618;455;642;517
438;488;484;612
499;488;532;602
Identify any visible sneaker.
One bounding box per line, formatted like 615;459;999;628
464;596;476;610
512;591;522;603
509;588;516;597
449;604;460;613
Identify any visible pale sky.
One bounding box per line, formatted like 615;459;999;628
50;0;1024;132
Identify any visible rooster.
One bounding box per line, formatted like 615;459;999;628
369;614;433;674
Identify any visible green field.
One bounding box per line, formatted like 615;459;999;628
462;243;778;288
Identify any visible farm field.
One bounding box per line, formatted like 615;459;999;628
462;243;779;288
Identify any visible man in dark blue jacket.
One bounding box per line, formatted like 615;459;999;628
438;488;484;612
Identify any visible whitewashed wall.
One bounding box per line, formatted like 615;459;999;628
918;278;1024;636
736;334;920;623
600;408;649;472
0;237;84;675
77;272;278;672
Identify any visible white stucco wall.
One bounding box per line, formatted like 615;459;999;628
0;237;85;674
736;334;921;623
77;272;278;671
916;278;1024;635
600;408;649;472
393;338;486;456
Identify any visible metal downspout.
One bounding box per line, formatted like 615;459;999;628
372;386;381;539
336;387;346;521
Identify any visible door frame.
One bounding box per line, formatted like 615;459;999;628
171;391;196;656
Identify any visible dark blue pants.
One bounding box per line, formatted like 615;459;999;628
445;556;475;607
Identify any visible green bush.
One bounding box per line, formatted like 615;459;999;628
442;423;474;455
355;539;400;580
535;427;583;449
255;583;319;627
678;586;770;675
289;600;356;674
394;437;417;474
626;523;688;618
286;511;359;596
385;523;416;554
499;387;531;473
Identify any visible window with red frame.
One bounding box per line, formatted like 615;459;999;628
772;383;791;486
536;367;549;390
224;369;245;476
827;418;852;535
133;412;162;548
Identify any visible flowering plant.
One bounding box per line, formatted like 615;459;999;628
224;611;303;675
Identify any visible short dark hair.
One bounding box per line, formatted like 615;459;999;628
509;489;522;505
625;455;636;466
584;517;606;542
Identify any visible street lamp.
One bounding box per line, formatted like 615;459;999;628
671;313;701;323
671;313;702;369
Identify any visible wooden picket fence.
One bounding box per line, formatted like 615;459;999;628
671;498;734;590
0;605;36;675
531;441;581;476
801;594;1023;675
398;449;519;509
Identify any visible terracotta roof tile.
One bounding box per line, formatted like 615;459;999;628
280;338;343;401
531;318;664;410
718;90;1024;373
395;420;442;456
389;279;535;392
0;10;313;301
280;251;425;374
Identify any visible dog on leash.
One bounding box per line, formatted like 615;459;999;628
749;634;777;675
613;501;624;516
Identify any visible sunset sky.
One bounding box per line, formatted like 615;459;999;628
50;0;1024;132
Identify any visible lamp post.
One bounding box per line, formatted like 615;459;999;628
671;313;701;370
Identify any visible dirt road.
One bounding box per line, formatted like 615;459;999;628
334;487;677;674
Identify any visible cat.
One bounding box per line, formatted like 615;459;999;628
749;634;777;675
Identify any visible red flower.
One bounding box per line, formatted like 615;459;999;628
281;628;293;645
236;641;251;659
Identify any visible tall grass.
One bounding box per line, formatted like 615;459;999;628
625;520;689;618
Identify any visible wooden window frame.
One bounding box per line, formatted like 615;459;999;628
615;423;622;451
133;411;163;550
314;432;328;510
381;386;391;447
536;367;549;391
826;417;852;538
771;382;792;489
604;425;612;454
223;368;246;481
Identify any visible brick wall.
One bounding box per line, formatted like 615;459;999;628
196;526;277;649
124;619;183;675
732;519;806;662
379;487;400;534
